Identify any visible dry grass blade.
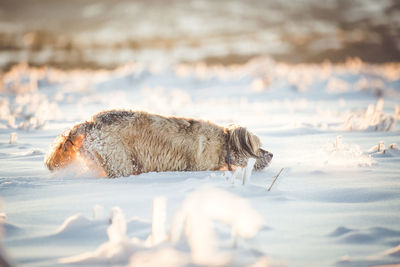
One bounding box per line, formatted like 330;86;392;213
267;168;284;192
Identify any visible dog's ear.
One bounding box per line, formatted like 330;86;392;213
62;136;74;152
228;126;260;158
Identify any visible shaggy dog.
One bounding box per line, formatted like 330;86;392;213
45;110;273;178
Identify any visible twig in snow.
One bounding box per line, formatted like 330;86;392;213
267;168;284;192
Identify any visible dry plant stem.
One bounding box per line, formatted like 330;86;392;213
267;168;284;192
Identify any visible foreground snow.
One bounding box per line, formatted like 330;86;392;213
0;57;400;266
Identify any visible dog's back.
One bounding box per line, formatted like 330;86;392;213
46;110;272;178
88;111;227;176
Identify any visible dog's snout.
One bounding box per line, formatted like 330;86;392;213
259;148;273;159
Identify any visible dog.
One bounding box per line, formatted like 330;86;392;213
45;110;273;178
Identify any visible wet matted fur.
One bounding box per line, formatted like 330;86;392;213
45;110;273;178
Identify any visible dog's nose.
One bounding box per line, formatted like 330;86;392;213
269;153;273;158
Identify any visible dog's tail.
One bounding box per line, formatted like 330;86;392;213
45;122;91;171
227;125;261;158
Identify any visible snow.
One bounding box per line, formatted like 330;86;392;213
0;57;400;266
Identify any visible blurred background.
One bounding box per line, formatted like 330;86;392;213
0;0;399;70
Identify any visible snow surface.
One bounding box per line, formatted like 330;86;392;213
0;57;400;266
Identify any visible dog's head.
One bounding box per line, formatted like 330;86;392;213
253;148;274;170
227;125;273;170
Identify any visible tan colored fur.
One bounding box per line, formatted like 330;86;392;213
45;110;272;178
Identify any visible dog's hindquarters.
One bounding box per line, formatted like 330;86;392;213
44;122;89;171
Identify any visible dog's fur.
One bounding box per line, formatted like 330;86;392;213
45;110;273;178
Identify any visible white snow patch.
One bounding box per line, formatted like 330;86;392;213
323;136;375;167
92;205;104;220
129;247;189;267
170;186;263;265
231;158;256;185
148;196;167;246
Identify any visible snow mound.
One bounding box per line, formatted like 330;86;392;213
0;213;19;237
59;207;140;265
60;187;264;266
56;213;96;236
369;142;400;158
384;245;400;257
323;136;375;167
329;226;354;237
0;222;21;238
342;99;399;131
47;206;110;242
330;226;400;244
336;243;400;267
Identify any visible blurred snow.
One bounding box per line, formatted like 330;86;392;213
0;57;400;266
1;58;400;134
60;188;263;266
0;209;15;267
